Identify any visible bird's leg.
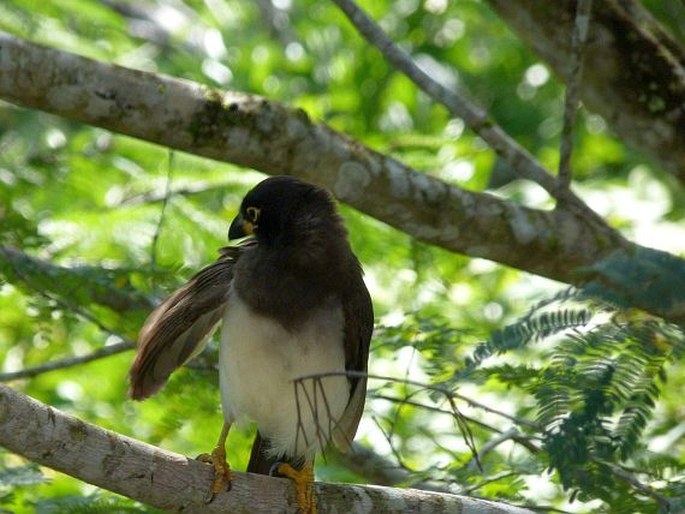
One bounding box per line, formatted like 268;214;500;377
277;462;317;514
197;422;233;502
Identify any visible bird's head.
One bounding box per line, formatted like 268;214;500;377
228;176;339;246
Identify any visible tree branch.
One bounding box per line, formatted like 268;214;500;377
486;0;685;185
558;0;593;190
0;32;625;280
330;0;559;197
0;245;154;314
0;341;134;383
329;0;614;237
1;32;684;324
0;384;536;514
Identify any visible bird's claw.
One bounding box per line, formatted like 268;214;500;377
197;446;233;503
275;462;317;514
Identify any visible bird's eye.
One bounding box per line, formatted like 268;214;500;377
246;206;261;223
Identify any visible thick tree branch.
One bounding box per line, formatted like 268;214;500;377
1;33;684;324
486;0;685;185
0;33;625;278
0;384;535;514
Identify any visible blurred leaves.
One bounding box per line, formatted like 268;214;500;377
0;464;47;489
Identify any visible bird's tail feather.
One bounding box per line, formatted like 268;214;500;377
247;431;307;475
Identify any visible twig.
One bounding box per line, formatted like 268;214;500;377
120;181;233;206
372;392;542;454
0;340;134;382
460;470;518;495
371;415;415;475
0;291;136;382
335;441;450;492
466;427;522;471
0;256;139;382
444;393;482;470
330;0;553;196
150;151;175;269
609;464;672;509
373;392;505;431
387;347;419;441
451;391;538;429
299;370;540;429
255;0;298;46
100;0;205;55
329;0;613;231
521;507;574;514
558;0;593;190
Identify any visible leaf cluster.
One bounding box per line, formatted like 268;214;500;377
391;285;685;512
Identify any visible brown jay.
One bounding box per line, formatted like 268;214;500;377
128;176;373;513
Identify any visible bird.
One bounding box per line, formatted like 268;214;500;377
128;175;373;513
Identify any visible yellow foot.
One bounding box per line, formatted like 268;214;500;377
197;445;233;503
277;463;316;514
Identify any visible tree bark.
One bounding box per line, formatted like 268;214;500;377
486;0;685;184
0;384;535;514
0;32;623;277
0;32;684;324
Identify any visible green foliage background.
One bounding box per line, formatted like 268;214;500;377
1;1;684;512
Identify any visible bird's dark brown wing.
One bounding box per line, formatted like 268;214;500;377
333;264;374;451
129;245;249;400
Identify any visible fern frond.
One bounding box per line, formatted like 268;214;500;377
465;307;592;370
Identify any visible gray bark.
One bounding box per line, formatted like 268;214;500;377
486;0;685;184
0;384;535;514
0;32;626;281
1;31;684;324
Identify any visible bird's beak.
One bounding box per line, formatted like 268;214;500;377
228;213;255;240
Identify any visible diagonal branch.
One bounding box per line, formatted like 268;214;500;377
0;244;148;382
330;0;559;196
0;31;626;285
329;0;607;237
0;245;154;314
2;32;685;324
0;384;536;514
327;0;627;259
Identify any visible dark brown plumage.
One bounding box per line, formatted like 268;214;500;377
128;176;373;511
129;245;246;400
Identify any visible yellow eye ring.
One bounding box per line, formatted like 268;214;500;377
246;206;261;223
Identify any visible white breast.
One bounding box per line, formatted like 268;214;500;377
219;294;349;460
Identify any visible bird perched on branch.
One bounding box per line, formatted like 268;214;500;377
128;176;373;513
